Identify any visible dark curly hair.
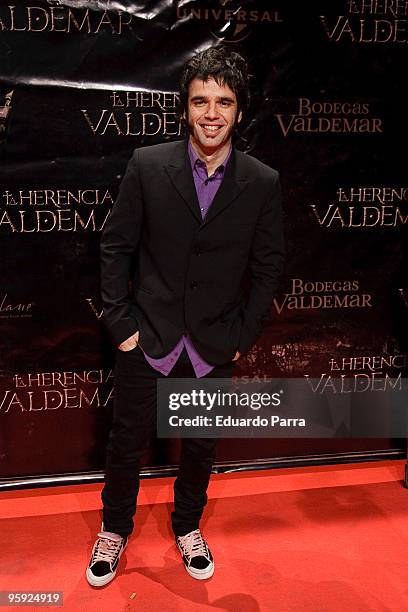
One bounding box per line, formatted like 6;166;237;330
178;46;250;120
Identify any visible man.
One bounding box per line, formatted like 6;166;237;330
86;46;284;587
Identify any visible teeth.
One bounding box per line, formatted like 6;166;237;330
203;125;221;131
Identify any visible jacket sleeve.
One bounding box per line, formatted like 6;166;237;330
238;170;285;355
100;148;142;346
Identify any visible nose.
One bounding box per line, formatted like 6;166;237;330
205;100;219;120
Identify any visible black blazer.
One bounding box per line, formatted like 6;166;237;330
100;139;284;365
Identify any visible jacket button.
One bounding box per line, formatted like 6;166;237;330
190;280;198;289
195;249;202;256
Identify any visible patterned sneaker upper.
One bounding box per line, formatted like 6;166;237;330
177;529;213;570
88;531;127;577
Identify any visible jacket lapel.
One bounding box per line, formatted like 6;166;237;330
164;140;202;223
201;147;249;226
164;139;250;226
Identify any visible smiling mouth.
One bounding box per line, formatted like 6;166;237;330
200;124;223;132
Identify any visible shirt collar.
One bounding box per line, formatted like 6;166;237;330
188;140;232;176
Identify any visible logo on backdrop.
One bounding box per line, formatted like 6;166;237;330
176;0;283;43
0;90;13;144
309;186;408;229
81;91;182;138
274;98;383;136
0;369;114;414
273;278;373;315
306;350;407;393
0;1;137;35
0;0;283;42
0;188;114;233
268;340;407;390
85;297;103;320
0;293;35;319
321;0;408;44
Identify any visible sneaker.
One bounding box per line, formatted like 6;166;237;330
176;529;214;580
86;527;128;587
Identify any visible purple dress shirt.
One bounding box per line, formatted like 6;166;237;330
142;140;232;377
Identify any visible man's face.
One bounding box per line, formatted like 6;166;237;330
185;76;242;152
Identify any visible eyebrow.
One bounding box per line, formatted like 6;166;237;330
190;95;236;103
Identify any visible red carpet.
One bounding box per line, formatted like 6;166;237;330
1;460;408;611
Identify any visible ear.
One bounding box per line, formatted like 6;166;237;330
237;110;242;123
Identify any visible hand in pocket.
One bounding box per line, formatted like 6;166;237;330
118;330;139;352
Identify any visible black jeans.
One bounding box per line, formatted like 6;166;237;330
101;345;235;538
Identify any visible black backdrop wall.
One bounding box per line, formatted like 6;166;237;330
1;0;407;480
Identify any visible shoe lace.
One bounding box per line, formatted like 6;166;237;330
92;536;122;565
178;529;209;562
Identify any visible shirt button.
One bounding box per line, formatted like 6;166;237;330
190;280;198;289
